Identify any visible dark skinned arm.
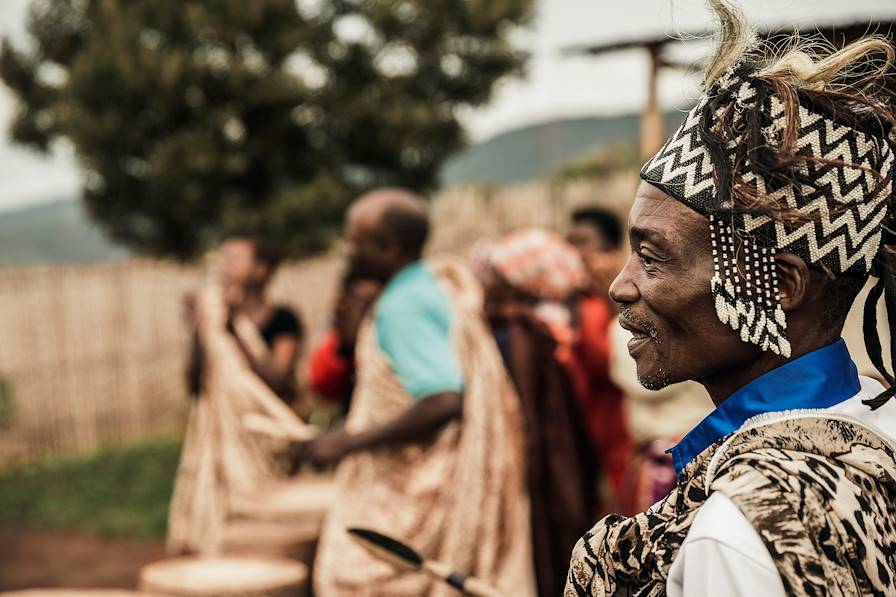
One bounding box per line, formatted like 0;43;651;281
183;291;204;399
296;391;463;466
229;325;302;399
186;329;204;398
349;391;462;450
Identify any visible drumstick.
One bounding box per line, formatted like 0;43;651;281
347;527;501;597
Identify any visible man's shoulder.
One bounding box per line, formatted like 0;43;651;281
685;492;778;568
830;376;896;442
377;264;449;320
669;492;785;597
264;305;303;335
271;304;300;323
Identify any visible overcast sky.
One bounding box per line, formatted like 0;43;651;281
1;0;894;212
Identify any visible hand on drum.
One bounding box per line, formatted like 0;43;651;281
288;424;355;471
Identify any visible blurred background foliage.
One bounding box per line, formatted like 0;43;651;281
0;376;15;430
552;142;641;182
0;437;181;538
0;0;532;260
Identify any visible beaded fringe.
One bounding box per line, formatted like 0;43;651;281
709;214;792;358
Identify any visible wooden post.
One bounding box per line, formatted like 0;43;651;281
640;43;665;160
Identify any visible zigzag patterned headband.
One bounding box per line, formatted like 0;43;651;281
641;59;896;373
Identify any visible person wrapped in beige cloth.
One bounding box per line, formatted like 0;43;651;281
291;189;534;597
167;237;315;556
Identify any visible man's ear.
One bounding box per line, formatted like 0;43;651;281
775;253;810;312
377;232;401;259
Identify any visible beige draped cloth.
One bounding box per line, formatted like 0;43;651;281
166;288;314;556
314;257;535;597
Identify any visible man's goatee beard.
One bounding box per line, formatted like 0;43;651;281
638;367;673;391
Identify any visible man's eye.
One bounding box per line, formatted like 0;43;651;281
637;249;659;267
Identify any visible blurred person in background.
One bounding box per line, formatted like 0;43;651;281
293;189;533;597
186;236;304;404
566;207;632;506
568;207;624;301
169;235;309;556
569;203;710;517
307;272;382;415
479;228;598;597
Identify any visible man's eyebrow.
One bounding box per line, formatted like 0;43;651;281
629;225;670;249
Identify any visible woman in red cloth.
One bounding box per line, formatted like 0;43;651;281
478;228;600;597
307;274;381;414
566;207;632;506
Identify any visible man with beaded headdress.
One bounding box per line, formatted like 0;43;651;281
566;1;896;595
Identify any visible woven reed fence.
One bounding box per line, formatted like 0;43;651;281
0;255;343;466
0;178;634;466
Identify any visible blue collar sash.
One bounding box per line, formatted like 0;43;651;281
669;339;861;475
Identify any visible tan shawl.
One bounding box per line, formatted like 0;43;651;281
166;288;313;556
565;412;896;596
314;257;534;597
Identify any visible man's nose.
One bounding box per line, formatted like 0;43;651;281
609;253;640;305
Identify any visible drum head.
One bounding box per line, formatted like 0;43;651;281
139;556;309;597
222;519;320;564
231;477;335;523
0;589;152;597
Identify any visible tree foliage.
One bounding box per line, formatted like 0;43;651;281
1;0;531;259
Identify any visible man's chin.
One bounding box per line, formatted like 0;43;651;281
637;374;673;391
633;359;674;391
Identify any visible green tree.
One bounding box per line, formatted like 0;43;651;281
1;0;531;259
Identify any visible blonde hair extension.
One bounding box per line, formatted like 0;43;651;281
703;0;756;88
760;36;895;92
705;1;894;99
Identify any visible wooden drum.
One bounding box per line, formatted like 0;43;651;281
0;589;152;597
222;519;320;566
138;557;309;597
231;476;335;525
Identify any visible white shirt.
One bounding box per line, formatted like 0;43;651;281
667;376;896;597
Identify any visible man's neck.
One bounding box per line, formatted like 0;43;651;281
699;334;839;407
383;256;419;284
699;351;790;407
238;288;268;320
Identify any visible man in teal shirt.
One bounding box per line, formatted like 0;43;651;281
297;189;466;463
300;188;534;597
375;261;464;399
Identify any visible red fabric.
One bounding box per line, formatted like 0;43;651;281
566;297;631;499
307;330;351;402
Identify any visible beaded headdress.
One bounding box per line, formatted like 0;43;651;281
641;59;896;369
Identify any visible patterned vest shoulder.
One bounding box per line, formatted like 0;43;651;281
566;413;896;597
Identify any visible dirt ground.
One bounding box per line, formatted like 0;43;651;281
0;528;164;591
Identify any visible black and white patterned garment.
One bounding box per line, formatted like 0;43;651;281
565;414;896;597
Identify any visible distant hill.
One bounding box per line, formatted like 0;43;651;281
0;200;127;266
440;110;688;186
0;110;689;266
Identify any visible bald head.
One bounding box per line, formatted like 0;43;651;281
349;188;430;257
345;188;430;281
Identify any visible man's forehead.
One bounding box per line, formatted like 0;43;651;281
346;202;379;232
570;220;599;234
628;182;707;242
568;221;601;240
223;238;253;253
